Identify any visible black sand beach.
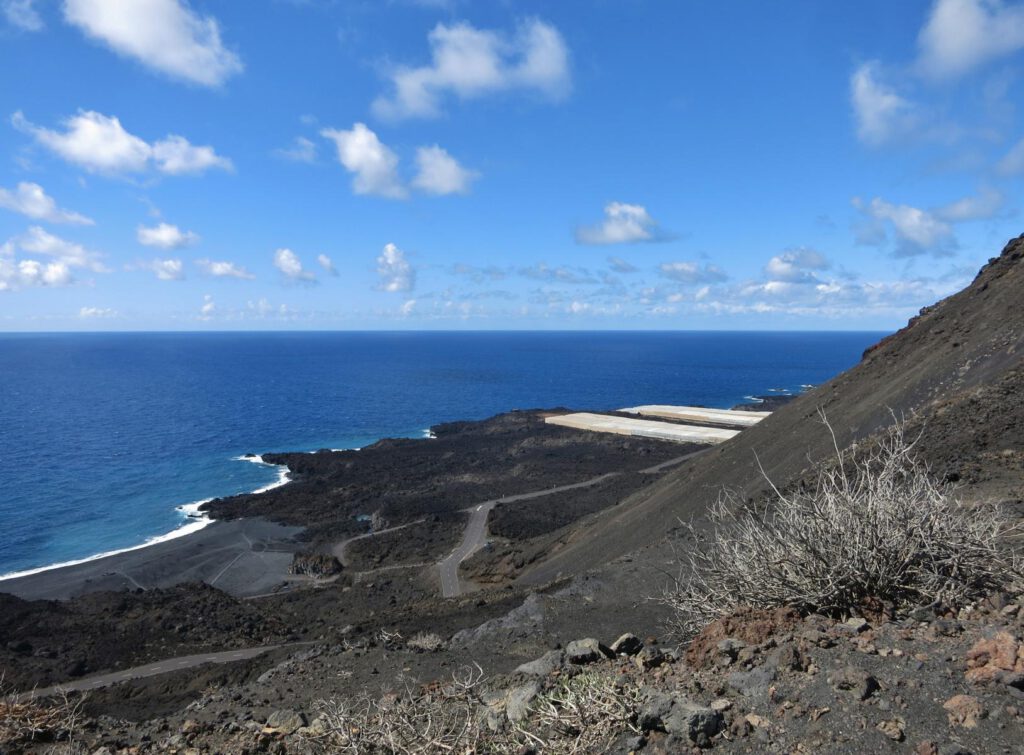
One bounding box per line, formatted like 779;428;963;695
0;519;302;601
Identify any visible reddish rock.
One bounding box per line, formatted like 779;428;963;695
942;695;986;728
965;631;1023;684
685;607;802;669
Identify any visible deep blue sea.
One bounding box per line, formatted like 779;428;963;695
0;331;884;576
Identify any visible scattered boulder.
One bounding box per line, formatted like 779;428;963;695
515;649;565;677
565;638;611;664
638;690;722;747
942;694;986;729
828;666;879;700
506;681;541;723
610;632;644;656
965;631;1023;685
264;709;306;735
727;666;776;698
635;645;667;670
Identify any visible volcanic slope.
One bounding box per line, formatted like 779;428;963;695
520;234;1024;586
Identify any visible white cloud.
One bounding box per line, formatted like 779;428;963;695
320;123;406;199
150;135;232;175
16;226;106;271
317;253;338;276
850;62;915;146
273;248;315;282
199;293;215;319
519;263;597;284
376;242;414;292
0;182;93;224
917;0;1024;79
657;261;728;284
145;257;185;280
13;110;232;176
853;197;955;256
576;202;663;245
3;0;42;30
763;248;830;282
137;222;198;249
196;258;254;279
0;226;105;291
275;136;317;163
997;136;1024;175
0;258;73;291
372;19;570;120
79;306;118;318
411;145;478;195
934;187;1004;221
63;0;243;87
400;299;417;316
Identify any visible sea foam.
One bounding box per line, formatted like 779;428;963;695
0;455;291;583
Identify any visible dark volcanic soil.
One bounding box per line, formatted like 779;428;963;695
203;409;691;547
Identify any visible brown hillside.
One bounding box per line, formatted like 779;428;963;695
521;234;1024;585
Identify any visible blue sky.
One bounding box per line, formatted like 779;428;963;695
0;0;1022;331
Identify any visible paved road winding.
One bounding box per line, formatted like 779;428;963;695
332;518;426;567
18;645;294;702
438;472;620;598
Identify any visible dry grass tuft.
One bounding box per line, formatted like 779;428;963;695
663;416;1023;637
1;675;87;752
308;666;644;754
405;632;446;653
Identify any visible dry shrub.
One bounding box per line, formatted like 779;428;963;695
0;676;87;752
308;667;643;754
515;670;643;754
311;664;488;753
406;632;445;652
664;417;1022;637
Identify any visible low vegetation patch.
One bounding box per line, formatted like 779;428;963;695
664;418;1023;637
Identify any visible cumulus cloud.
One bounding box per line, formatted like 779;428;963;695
0;226;105;291
852;197;956;256
16;226;106;271
13;110;232;176
199;293;215;319
763;248;830;282
321;123;406;199
273;248;316;282
657;261;728;284
0;182;93;224
63;0;243;87
274;136;317;163
3;0;42;30
372;19;570;120
576;202;664;245
317;253;338;276
78;306;118;318
195;258;254;279
411;145;478;195
850;62;916;146
917;0;1024;79
144;257;185;280
934;186;1004;221
137;222;198;249
376;242;414;292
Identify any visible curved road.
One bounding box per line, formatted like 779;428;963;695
17;644;302;702
332;518;426;567
438;472;620;598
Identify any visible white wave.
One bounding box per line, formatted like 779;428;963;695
0;455;292;583
0;497;216;582
743;395;765;403
422;428;437;439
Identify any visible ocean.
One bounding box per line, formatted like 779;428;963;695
0;330;884;577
